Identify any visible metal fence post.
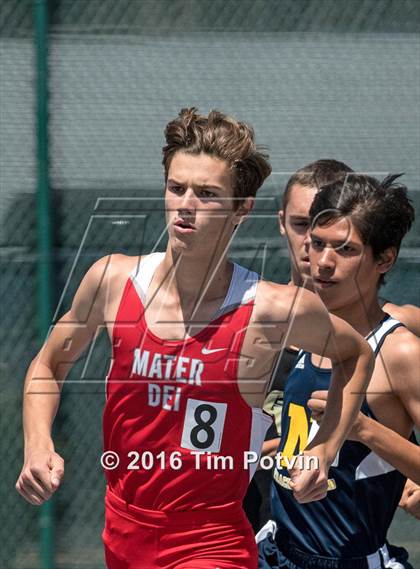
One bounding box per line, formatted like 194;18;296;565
34;0;54;567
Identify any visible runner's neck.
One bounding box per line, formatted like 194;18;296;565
152;248;234;311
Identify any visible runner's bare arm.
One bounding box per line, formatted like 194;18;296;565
309;362;420;485
16;255;111;505
355;419;420;484
311;402;420;507
261;438;281;458
258;283;374;502
354;331;420;483
261;283;373;460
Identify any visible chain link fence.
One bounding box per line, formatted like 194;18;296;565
1;1;419;567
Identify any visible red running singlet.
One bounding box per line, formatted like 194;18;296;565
102;252;272;568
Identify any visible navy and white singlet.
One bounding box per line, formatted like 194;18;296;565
270;315;407;559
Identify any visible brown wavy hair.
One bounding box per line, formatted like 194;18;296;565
282;159;353;210
162;107;271;208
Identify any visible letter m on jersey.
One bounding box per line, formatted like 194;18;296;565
281;403;309;466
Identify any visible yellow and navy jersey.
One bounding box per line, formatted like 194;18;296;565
271;315;407;558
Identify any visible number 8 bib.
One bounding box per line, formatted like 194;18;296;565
181;398;227;452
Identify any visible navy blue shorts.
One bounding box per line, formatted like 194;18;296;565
258;537;413;569
258;536;300;569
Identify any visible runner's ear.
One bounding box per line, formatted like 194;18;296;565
279;210;286;235
376;247;396;275
233;197;254;227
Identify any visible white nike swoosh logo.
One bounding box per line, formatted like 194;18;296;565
201;347;226;355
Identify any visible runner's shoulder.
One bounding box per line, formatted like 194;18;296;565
254;280;317;322
381;325;419;372
383;301;420;337
89;253;140;287
77;254;141;308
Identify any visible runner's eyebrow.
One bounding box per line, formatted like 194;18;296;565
311;234;360;249
167;179;224;192
332;240;360;249
195;184;223;191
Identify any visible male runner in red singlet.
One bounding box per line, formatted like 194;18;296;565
16;109;374;569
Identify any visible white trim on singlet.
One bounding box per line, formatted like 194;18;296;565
306;315;403;375
248;407;273;482
130;252;165;304
355;452;396;481
354;315;405;481
105;255;164;397
366;316;402;355
129;252;260;317
215;263;259;318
